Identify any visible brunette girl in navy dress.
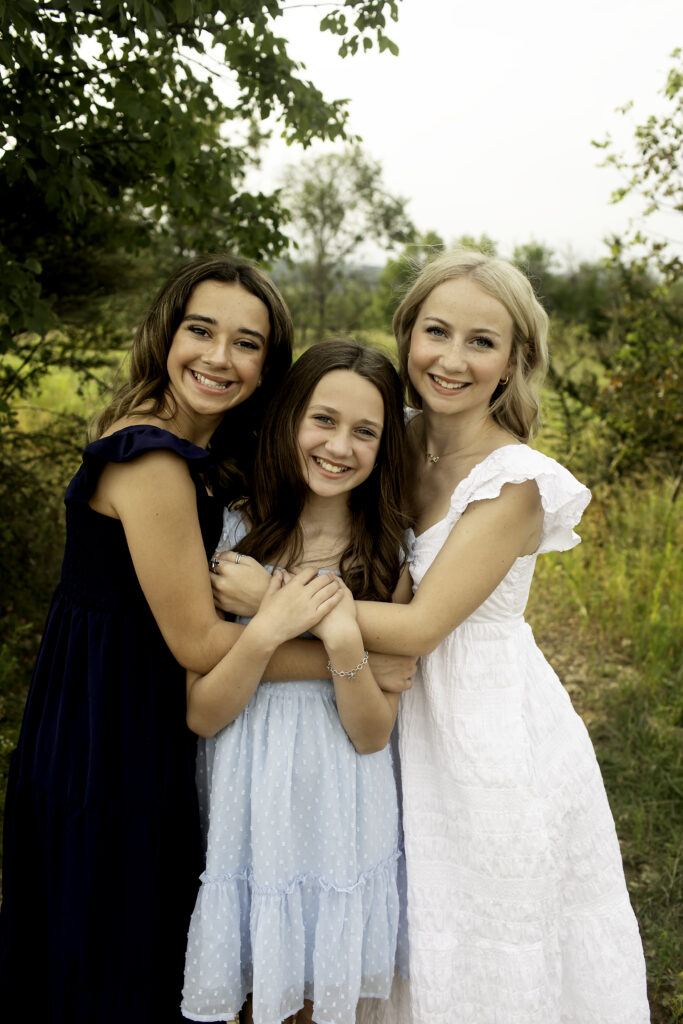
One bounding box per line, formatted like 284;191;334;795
0;255;295;1023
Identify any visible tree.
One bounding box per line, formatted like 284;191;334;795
280;146;414;339
370;231;445;331
587;49;683;479
512;242;615;335
541;52;682;482
0;0;404;422
594;47;682;278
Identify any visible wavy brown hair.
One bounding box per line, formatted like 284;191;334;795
91;254;294;501
236;341;410;601
393;249;549;441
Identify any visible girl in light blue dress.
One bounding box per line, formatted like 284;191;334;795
181;341;410;1024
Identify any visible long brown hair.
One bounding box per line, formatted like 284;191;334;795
91;254;294;501
236;341;409;601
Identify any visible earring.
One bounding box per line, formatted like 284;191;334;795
499;376;509;385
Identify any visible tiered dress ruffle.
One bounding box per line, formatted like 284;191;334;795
182;511;400;1024
359;444;649;1024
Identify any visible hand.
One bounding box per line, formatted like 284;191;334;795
310;578;357;646
367;652;417;693
210;550;270;616
251;567;343;648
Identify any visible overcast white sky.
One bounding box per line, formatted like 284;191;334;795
244;0;682;267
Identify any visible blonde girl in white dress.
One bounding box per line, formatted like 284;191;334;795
352;249;650;1023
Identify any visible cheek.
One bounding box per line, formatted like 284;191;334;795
235;346;267;380
166;335;181;372
406;347;426;394
360;440;381;475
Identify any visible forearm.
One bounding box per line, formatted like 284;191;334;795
178;617;246;675
326;631;399;754
356;600;435;657
262;637;330;682
186;619;278;737
180;619;330;682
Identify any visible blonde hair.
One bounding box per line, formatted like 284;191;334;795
393;249;549;441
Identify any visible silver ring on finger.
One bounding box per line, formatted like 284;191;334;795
235;553;243;564
209;557;220;575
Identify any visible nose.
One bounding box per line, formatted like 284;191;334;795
439;338;467;374
325;428;353;459
201;336;232;368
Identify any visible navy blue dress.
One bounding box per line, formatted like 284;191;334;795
0;426;224;1022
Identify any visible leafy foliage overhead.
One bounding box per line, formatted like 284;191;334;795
0;0;402;315
0;0;403;418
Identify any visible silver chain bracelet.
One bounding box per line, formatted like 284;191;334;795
326;650;369;682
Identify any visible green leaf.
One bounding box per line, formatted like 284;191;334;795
173;0;194;22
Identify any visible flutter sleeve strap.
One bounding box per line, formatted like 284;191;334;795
447;445;591;554
66;425;213;505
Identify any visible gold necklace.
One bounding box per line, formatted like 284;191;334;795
424;447;463;463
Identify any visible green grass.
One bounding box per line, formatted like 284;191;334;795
526;479;682;1023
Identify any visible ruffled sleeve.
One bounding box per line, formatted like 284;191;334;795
446;445;591;554
216;508;248;553
65;425;214;505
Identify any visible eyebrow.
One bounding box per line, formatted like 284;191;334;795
182;314;266;344
423;315;502;338
311;404;383;431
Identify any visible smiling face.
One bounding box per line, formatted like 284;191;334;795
296;369;384;501
407;276;514;422
165;279;270;441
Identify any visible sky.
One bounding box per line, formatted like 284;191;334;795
243;0;682;267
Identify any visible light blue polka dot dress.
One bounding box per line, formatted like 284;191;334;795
181;510;401;1024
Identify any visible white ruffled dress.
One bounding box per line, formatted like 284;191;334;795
182;511;400;1024
363;444;649;1024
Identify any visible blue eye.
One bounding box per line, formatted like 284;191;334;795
473;335;494;348
426;325;446;338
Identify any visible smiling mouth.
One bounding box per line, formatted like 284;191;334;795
313;456;350;475
191;370;233;391
430;374;469;391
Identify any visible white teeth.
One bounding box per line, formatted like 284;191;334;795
192;370;230;390
314;457;348;474
432;375;467;391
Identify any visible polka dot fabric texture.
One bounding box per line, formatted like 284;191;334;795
181;511;400;1024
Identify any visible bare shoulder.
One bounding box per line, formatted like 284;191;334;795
503;477;543;512
462;478;542;557
465;477;542;517
90;433;193;518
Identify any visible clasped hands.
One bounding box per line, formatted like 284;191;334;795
210;551;415;694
